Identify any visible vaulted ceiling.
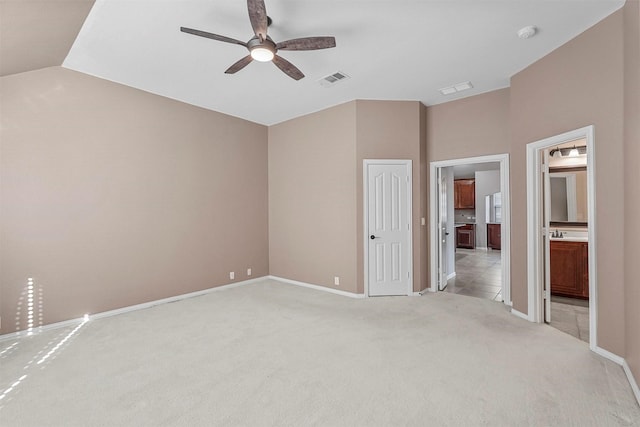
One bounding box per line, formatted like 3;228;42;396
1;0;625;125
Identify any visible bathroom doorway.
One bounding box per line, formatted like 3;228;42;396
526;125;597;349
544;141;590;343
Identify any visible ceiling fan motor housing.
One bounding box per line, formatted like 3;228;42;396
248;36;276;61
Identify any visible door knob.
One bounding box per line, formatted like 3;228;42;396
370;235;379;239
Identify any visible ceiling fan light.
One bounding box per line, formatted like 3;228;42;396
250;47;274;62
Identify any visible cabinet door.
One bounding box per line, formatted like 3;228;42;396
454;179;475;209
487;224;501;250
581;243;589;298
550;241;587;299
456;226;475;249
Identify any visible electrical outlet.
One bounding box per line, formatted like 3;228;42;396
334;276;340;286
229;272;235;280
421;217;426;226
247;268;252;276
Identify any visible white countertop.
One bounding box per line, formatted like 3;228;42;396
550;230;588;242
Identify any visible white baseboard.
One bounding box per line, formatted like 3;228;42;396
622;360;640;407
594;346;625;365
511;308;530;321
268;276;365;298
593;346;639;407
0;276;267;343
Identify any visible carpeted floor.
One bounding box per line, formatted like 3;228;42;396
1;279;638;426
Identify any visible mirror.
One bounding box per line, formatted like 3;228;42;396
549;168;587;225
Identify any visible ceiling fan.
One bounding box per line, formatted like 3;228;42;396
180;0;336;80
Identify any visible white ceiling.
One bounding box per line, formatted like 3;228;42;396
63;0;624;125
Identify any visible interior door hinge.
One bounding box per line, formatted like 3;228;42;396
543;289;550;300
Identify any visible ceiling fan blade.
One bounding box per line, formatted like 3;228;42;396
225;55;254;74
276;37;336;51
180;27;247;47
272;55;304;80
247;0;268;41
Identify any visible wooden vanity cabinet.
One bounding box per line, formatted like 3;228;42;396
550;240;589;299
487;224;501;250
456;224;475;249
454;179;475;209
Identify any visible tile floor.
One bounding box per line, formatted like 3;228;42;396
550;296;589;343
444;248;503;302
445;249;589;343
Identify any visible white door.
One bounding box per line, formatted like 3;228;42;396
437;168;449;290
542;150;552;322
366;161;412;296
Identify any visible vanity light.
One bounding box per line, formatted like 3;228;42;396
549;145;587;158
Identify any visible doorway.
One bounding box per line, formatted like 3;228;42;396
363;160;413;297
526;125;597;349
429;154;511;305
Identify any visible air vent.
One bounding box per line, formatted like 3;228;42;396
439;81;473;96
319;71;350;87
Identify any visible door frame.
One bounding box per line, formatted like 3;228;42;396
526;125;597;350
437;167;448;290
363;159;413;297
429;154;512;305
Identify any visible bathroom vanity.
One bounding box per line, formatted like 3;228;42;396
550;239;589;299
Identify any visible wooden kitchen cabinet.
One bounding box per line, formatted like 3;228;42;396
456;224;475;249
550;240;589;299
487;224;501;250
454;179;475;209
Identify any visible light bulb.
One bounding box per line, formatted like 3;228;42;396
568;147;579;157
250;47;274;62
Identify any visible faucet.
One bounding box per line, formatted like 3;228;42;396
552;229;564;238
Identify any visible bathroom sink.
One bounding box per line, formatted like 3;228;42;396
549;230;588;242
550;236;588;242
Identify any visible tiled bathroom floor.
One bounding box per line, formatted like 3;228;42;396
444;248;503;302
550;296;589;343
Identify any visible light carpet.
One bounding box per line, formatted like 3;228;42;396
1;279;638;426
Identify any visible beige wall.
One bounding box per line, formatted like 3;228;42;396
510;11;625;354
268;100;426;295
426;88;511;162
0;0;95;76
623;0;640;386
268;102;358;292
0;67;269;334
355;100;426;293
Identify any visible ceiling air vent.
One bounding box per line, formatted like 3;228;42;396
319;71;350;87
439;81;473;96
